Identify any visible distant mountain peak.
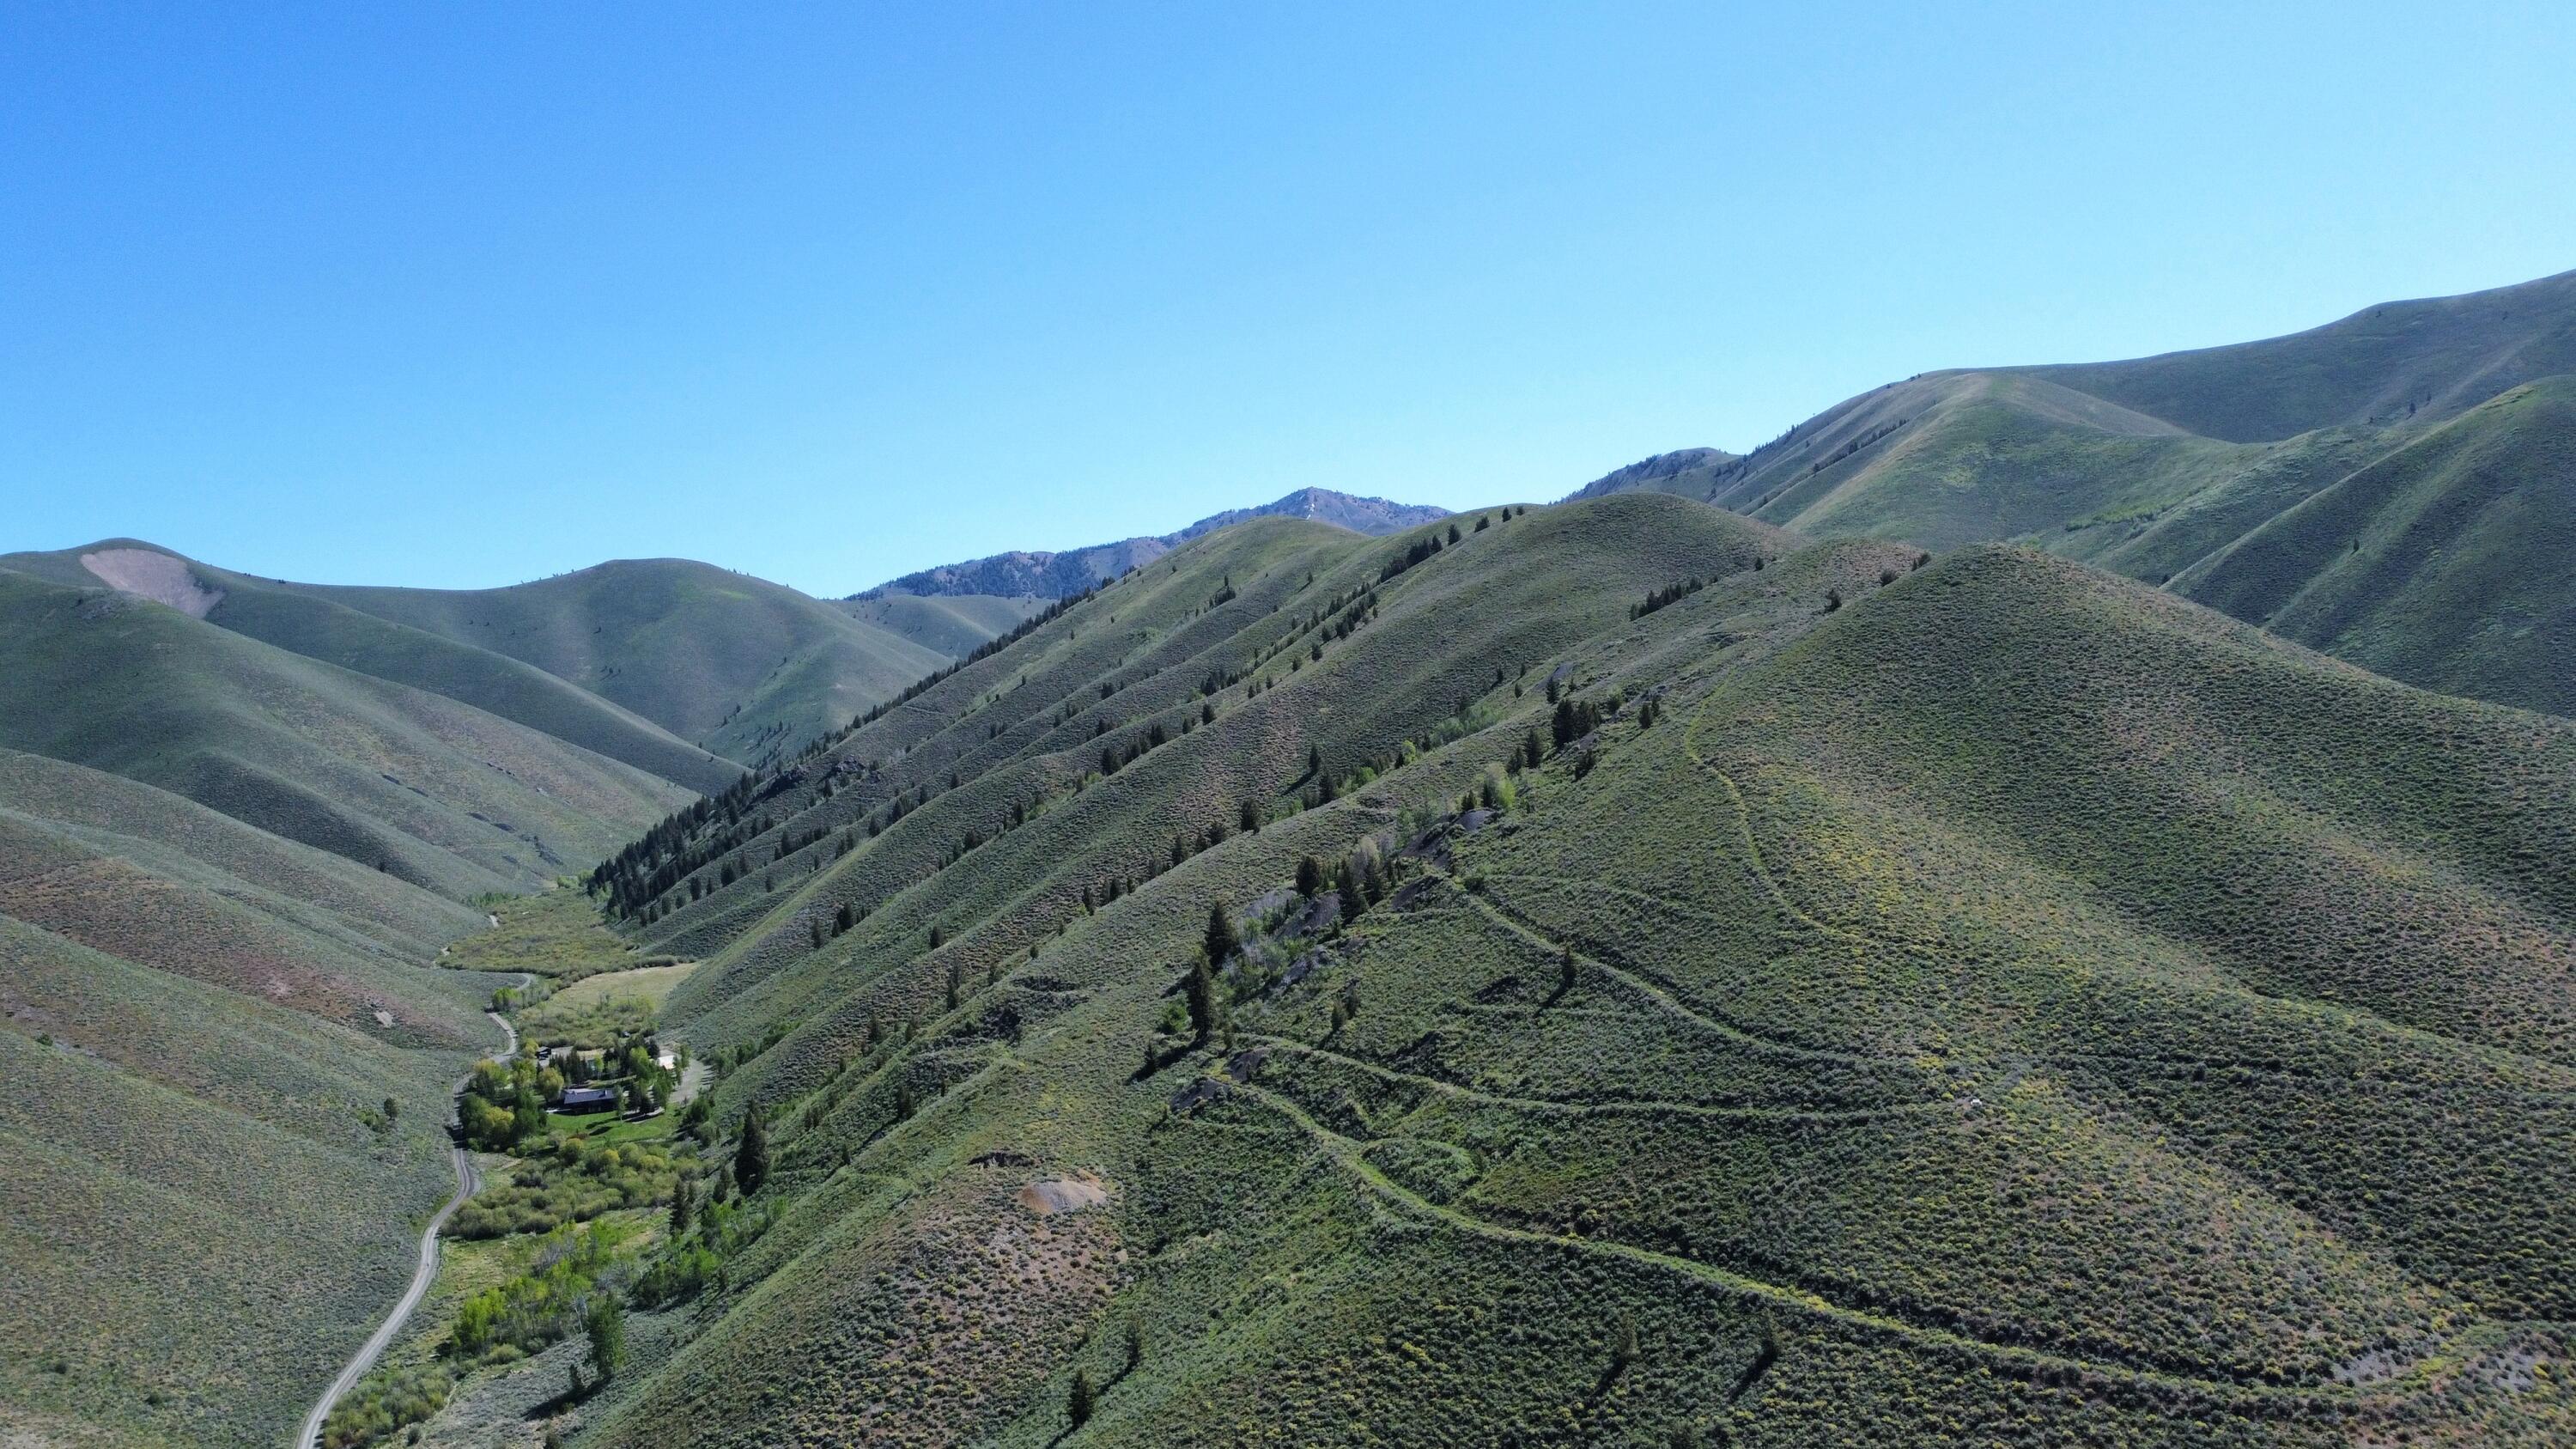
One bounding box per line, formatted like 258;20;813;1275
854;487;1449;600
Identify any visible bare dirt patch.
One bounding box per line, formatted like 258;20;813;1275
1015;1173;1109;1215
79;548;224;618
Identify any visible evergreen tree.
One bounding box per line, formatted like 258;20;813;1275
1202;902;1240;964
734;1109;770;1196
1068;1368;1096;1428
669;1173;694;1237
1186;954;1223;1042
1335;861;1366;919
1295;855;1325;898
586;1296;627;1382
1613;1310;1639;1366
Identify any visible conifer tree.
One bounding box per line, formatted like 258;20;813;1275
1203;902;1240;964
1335;861;1366;918
1296;855;1325;898
1186;954;1223;1041
1068;1368;1096;1428
734;1109;770;1196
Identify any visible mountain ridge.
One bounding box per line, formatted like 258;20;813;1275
1568;267;2576;719
852;485;1450;600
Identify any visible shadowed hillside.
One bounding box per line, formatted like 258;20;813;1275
447;495;2576;1448
0;542;742;795
1575;269;2576;718
283;559;957;764
0;569;692;898
842;592;1047;658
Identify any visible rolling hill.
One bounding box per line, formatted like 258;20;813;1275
0;542;741;795
443;493;2576;1448
0;746;510;1449
854;486;1450;600
841;592;1048;659
1570;268;2576;720
0;568;695;899
277;559;958;765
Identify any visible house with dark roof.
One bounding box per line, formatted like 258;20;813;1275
557;1085;619;1113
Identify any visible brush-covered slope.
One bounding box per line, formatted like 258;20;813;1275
841;592;1047;658
1566;446;1744;501
0;542;740;795
284;559;954;764
0;748;507;1449
0;569;692;898
2027;267;2576;443
1581;269;2576;719
2171;377;2576;714
555;498;2569;1447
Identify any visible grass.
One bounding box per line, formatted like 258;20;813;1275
522;961;703;1048
525;494;2576;1447
443;889;658;983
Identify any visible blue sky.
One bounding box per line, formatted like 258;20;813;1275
5;2;2572;595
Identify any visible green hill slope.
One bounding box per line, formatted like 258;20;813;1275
841;592;1045;657
513;497;2571;1448
286;559;954;764
2027;266;2576;442
0;542;741;795
0;569;692;898
2172;377;2576;712
0;748;510;1449
1577;268;2576;719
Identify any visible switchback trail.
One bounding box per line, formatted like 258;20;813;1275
294;977;526;1449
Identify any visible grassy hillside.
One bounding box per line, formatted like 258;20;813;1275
0;569;692;898
2172;377;2576;715
0;748;513;1449
1565;446;1744;501
286;559;955;764
0;544;740;795
1577;269;2576;720
842;593;1044;658
2027;266;2576;441
463;496;2576;1448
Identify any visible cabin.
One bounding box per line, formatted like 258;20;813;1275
557;1085;619;1113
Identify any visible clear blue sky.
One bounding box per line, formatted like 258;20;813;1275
5;3;2572;595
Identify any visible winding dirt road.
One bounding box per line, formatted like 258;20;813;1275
295;986;523;1449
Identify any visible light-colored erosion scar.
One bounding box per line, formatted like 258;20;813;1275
1015;1174;1110;1215
79;549;224;618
